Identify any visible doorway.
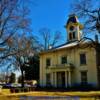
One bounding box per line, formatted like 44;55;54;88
57;72;65;88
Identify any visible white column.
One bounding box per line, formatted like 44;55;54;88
54;72;57;87
65;71;68;88
68;71;71;86
40;58;43;87
51;72;53;86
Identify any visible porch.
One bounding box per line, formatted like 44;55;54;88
46;63;74;88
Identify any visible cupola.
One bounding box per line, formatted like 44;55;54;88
65;14;83;42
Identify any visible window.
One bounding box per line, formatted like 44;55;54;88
69;26;74;31
81;71;88;84
80;53;86;65
46;73;51;85
69;32;76;40
46;58;51;68
69;33;73;40
61;56;67;64
73;32;76;39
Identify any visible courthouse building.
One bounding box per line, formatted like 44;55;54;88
39;14;100;88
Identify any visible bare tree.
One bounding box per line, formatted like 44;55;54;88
0;0;33;77
0;0;31;60
70;0;100;52
39;28;62;50
9;33;41;87
0;0;40;86
9;34;32;87
70;0;100;86
71;0;100;36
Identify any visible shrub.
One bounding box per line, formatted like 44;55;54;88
71;83;95;91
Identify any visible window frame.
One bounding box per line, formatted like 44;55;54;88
46;58;51;68
69;32;76;40
72;32;76;39
61;56;67;64
80;53;87;65
80;71;88;85
46;73;51;85
69;32;73;40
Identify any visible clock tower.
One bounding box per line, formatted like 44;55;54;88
65;14;83;42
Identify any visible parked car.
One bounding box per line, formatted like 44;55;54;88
11;83;21;88
24;84;31;87
24;80;37;88
3;83;12;88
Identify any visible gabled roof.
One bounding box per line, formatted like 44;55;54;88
40;40;79;54
54;41;78;50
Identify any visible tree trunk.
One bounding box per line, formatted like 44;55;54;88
21;69;24;88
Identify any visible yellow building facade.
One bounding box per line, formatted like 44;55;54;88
39;14;99;88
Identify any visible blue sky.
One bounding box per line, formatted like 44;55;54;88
30;0;73;43
14;0;73;77
0;1;73;76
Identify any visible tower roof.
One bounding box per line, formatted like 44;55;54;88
66;14;79;26
65;14;83;30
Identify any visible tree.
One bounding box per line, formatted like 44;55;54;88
9;72;16;83
71;0;100;86
0;0;31;60
21;34;40;83
71;0;100;36
70;0;100;56
18;75;22;83
39;28;62;50
0;0;32;84
9;33;40;88
25;55;39;81
9;34;32;87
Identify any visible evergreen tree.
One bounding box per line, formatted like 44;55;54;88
25;55;39;81
9;72;16;83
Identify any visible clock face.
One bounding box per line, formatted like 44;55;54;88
69;26;74;31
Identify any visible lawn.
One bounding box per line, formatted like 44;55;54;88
0;89;100;100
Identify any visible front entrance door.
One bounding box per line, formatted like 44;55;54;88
57;72;65;88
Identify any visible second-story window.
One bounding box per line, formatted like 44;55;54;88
80;53;86;65
61;56;67;64
46;58;51;68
